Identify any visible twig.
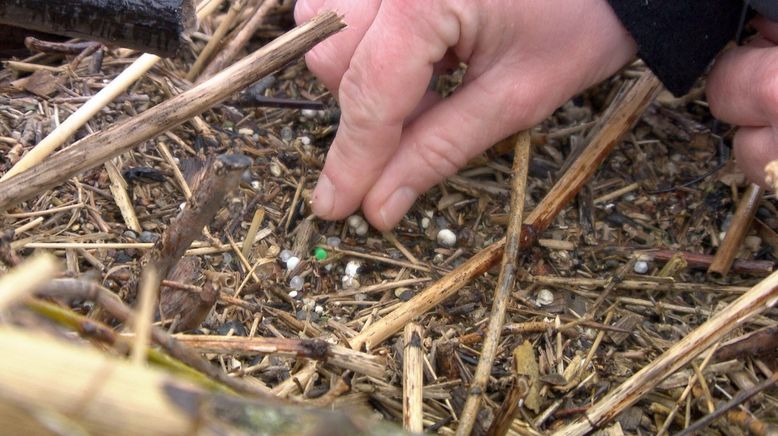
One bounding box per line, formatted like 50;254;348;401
104;159;142;233
676;369;778;436
187;0;246;81
403;323;425;433
708;183;764;277
0;11;346;211
486;377;530;436
457;131;531;436
169;334;386;379
528;275;750;294
349;71;661;351
553;268;778;435
154;154;251;329
199;0;280;81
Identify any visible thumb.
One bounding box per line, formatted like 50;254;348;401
362;67;552;231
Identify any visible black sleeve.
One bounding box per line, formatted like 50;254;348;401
605;0;745;96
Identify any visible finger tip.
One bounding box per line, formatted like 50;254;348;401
365;186;418;232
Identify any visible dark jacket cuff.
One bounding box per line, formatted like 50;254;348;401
606;0;744;96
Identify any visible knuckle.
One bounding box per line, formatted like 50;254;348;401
415;135;467;181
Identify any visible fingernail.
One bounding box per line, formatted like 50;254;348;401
378;187;417;229
312;174;336;218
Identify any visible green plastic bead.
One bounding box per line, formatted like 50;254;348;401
313;247;328;261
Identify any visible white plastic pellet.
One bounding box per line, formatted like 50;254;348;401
300;136;311;146
535;289;554;306
314;305;324;314
288;290;298;298
347;214;365;229
286;256;300;271
436;229;457;247
326;236;342;247
355;221;369;236
344;260;361;277
420;217;430;229
633;260;649;274
289;275;304;291
279;249;293;263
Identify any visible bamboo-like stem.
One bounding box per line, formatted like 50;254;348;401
0;253;59;311
349;71;661;351
708;183;764;277
187;0;245;81
0;11;346;211
0;327;405;435
199;0;279;81
131;266;160;366
554;268;778;435
457;131;531;436
403;322;424;433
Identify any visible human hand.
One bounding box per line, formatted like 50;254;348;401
707;16;778;188
295;0;637;231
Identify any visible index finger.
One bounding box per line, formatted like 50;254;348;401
311;1;465;220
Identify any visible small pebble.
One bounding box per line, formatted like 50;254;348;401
139;231;158;243
345;260;361;277
313;247;328;261
326;236;342;247
123;230;138;239
279;249;293;262
179;202;186;211
314;305;324;314
286;256;301;271
633;260;649;274
289;276;304;291
420;217;430;229
301;109;318;119
280;126;294;142
535;289;554;306
250;180;261;190
436;229;457;247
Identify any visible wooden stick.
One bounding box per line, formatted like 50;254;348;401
0;11;345;211
0;253;58;311
553;268;778;435
199;0;279;81
486;377;530;436
0;2;218;182
708;183;764;277
349;71;662;351
0;0;195;57
403;322;424;433
168;334;386;379
457;131;531;436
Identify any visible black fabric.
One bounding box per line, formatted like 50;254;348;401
752;0;778;21
606;0;744;96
